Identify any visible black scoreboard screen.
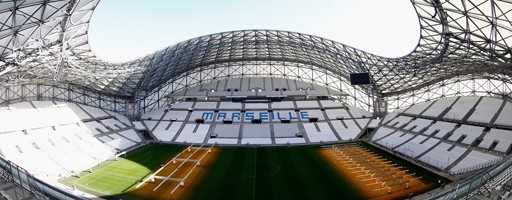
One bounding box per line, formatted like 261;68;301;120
349;73;370;85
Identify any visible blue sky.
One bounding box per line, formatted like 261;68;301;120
88;0;420;63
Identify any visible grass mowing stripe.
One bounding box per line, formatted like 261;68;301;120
252;148;257;200
76;158;149;194
277;148;310;199
234;147;256;199
67;144;410;200
191;148;236;200
288;147;331;200
257;148;284;199
60;143;185;198
189;146;365;200
267;148;290;200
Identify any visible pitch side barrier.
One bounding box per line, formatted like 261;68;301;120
0;156;86;200
419;156;512;199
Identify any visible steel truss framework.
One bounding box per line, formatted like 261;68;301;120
0;83;127;112
139;62;372;114
387;75;512;111
0;0;509;115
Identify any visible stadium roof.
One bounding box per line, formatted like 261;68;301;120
0;0;510;99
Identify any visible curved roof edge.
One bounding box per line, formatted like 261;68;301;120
0;0;510;99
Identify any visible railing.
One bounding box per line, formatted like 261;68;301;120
450;158;503;175
0;157;86;200
415;156;512;199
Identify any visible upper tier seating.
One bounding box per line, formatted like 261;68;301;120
0;123;115;179
419;142;467;170
144;99;371;145
141;108;166;120
467;97;502;124
244;103;269;110
395;136;440;158
151;121;182;142
143;120;158;131
381;112;399;125
376;96;511;174
170;101;194;109
174;77;345;97
403;118;433;133
305;109;325;120
304;123;338;143
355;119;370;129
330;120;361;140
200;81;218;91
214;124;241;138
57;102;93;120
77;104;109;119
494;101;512;127
119;129;142;142
100;118;127;131
270;110;299;122
243;124;271;138
270;101;295;109
225;78;240;90
386;116;413;128
447;124;483;145
422;98;457;118
208;138;239;145
374;130;411;149
295;101;319;109
0;106;81;133
444;96;480;120
347;107;372;118
105;133;137;150
84;121;109;135
7;102;33;109
319;100;344;108
325;109;351;119
273;124;300;138
403;101;433;115
163;110;189;121
449;150;501;174
241;138;272;145
107;111;133;127
250;77;265;89
371;127;396;141
0;101;142;179
424;121;457;137
194;102;218;109
31;101;57;108
479;129;512;153
219;102;243;109
274;138;306;144
174;124;210;143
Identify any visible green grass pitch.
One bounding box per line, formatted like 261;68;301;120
60;143;185;197
61;143;446;200
189;146;363;200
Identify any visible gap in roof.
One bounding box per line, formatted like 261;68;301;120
88;0;420;63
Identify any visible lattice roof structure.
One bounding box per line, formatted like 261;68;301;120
0;0;511;109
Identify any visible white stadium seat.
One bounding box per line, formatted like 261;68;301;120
422;98;457;118
444;96;480;120
419;142;467;170
467;97;503;124
303;123;338;143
